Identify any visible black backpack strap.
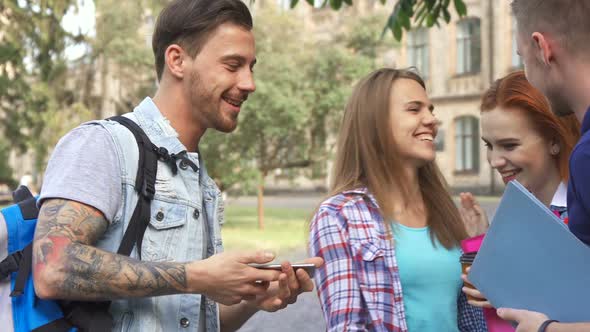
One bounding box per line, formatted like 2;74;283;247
0;250;23;280
12;185;38;220
107;116;158;259
9;243;32;297
61;301;113;332
12;185;33;203
31;318;73;332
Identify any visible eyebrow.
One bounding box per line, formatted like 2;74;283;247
406;100;434;112
482;137;520;144
220;54;257;67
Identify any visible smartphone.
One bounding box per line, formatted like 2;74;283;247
249;263;316;278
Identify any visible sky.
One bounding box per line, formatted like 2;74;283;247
61;0;96;60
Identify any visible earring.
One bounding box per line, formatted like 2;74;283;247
551;145;560;155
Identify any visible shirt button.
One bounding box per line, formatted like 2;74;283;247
155;211;164;221
179;160;189;170
193;209;200;219
180;317;190;328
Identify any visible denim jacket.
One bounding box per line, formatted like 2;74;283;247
91;97;223;332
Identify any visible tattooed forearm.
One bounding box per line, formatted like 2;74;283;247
33;199;188;300
58;243;187;300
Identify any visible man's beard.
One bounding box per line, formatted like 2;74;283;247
188;70;238;133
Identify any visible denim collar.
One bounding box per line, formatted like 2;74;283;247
131;97;214;182
133;97;188;157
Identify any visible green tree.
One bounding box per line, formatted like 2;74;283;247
303;12;394;180
0;141;15;187
285;0;467;41
229;6;313;229
90;0;165;116
0;0;93;181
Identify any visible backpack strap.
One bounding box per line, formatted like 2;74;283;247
107;115;159;259
9;243;32;297
12;185;38;220
0;186;38;282
12;185;33;203
31;318;73;332
0;249;22;280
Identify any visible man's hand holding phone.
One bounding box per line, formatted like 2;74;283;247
247;257;324;312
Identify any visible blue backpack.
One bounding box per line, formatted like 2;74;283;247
0;186;76;332
0;116;194;332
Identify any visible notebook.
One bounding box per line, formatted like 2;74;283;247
468;180;590;323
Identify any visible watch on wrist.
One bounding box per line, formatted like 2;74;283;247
538;319;559;332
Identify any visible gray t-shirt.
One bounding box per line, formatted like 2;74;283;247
39;124;122;222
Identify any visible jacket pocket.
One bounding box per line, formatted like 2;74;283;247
141;200;188;261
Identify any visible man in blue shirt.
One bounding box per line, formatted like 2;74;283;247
495;1;590;331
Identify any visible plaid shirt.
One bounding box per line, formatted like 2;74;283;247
309;188;487;332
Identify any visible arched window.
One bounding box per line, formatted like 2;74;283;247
454;116;480;172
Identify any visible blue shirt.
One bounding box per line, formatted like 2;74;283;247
568;107;590;245
394;224;462;332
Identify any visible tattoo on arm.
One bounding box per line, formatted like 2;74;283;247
33;199;188;300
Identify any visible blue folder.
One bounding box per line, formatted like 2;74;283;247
468;180;590;323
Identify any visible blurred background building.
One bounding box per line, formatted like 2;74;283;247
4;0;520;195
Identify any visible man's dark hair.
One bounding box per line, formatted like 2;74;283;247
152;0;253;81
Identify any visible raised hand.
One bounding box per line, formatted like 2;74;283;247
459;192;489;237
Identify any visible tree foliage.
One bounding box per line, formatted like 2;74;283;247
0;0;92;180
284;0;467;41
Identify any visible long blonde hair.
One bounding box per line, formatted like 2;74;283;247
330;68;468;248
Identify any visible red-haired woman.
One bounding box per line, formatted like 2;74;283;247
461;70;580;308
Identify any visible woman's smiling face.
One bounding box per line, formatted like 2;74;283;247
481;107;560;193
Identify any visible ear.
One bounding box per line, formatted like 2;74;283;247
164;44;187;80
531;32;554;66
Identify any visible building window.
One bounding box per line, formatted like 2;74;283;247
456;18;481;74
454;116;479;172
511;16;523;68
435;128;445;151
407;28;429;79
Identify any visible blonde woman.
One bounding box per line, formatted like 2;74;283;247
309;68;486;332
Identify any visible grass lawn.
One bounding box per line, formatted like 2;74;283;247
221;205;313;255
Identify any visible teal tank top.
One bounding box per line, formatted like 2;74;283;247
393;223;462;332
